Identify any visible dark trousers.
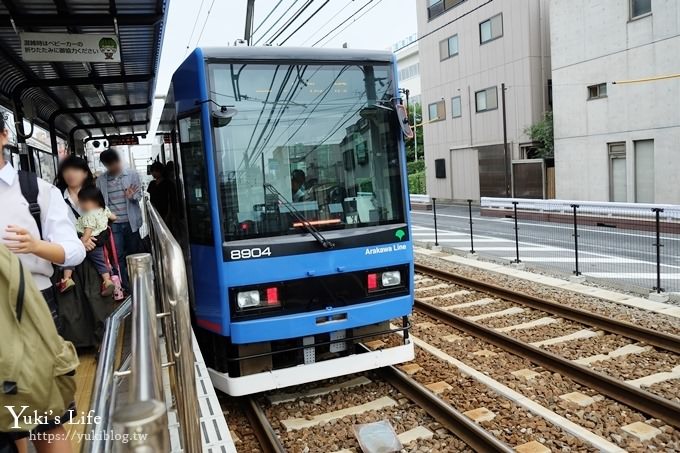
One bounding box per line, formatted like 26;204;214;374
111;222;141;290
41;287;62;335
87;245;109;275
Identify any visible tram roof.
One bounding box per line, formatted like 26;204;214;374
201;46;394;64
0;0;167;144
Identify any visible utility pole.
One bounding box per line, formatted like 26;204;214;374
244;0;256;45
501;82;509;197
413;100;418;162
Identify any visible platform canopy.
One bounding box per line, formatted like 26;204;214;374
0;0;167;151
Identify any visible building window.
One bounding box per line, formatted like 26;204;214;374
634;139;654;202
439;34;459;60
427;0;466;20
480;14;503;44
398;63;419;81
428;100;446;122
475;86;498;112
451;96;462;118
630;0;652;19
435;158;446;179
587;83;607;100
608;143;627;202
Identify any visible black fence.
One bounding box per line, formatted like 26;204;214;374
427;198;680;295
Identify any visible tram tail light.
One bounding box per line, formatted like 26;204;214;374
265;287;279;305
367;273;379;291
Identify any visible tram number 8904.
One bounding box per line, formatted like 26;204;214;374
230;247;272;260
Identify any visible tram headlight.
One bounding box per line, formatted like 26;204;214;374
381;271;401;287
237;290;261;309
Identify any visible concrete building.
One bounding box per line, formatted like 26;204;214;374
551;0;680;204
394;34;422;106
417;0;551;200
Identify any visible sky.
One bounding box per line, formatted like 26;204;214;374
144;0;417;142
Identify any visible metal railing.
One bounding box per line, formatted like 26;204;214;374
424;197;680;295
145;199;202;453
85;199;201;452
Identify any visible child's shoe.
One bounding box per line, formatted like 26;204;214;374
101;279;114;297
58;278;75;294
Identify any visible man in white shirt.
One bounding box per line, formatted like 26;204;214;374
0;114;86;335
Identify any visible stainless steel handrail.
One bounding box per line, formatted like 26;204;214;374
126;253;164;402
145;200;202;453
112;253;169;452
85;297;132;453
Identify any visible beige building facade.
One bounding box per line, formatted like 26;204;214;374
417;0;551;200
551;0;680;204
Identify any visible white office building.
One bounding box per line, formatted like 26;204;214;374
551;0;680;203
417;0;551;200
394;34;422;106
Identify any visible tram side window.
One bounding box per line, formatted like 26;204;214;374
178;114;213;245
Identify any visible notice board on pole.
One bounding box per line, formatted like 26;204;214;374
20;32;121;63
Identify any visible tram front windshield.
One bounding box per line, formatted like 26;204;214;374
209;62;405;242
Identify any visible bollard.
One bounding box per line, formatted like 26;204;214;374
467;199;475;254
652;208;664;294
512;201;521;264
432;197;439;246
571;204;581;276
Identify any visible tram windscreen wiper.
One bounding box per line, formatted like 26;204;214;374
263;183;335;249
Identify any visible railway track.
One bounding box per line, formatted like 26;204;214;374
243;360;512;453
414;262;680;429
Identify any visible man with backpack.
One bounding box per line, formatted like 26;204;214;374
0;114;86;332
0;114;83;453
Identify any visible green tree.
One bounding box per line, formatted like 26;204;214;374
405;102;424;163
525;111;554;158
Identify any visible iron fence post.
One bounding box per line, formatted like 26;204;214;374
512;201;521;263
467;199;475;254
652;208;664;294
432;197;439;246
571;204;581;276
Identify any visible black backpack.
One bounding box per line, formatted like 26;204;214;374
17;170;42;239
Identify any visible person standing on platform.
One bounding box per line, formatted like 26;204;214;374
96;149;143;291
0;112;82;453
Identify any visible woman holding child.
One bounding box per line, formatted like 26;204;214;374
54;156;114;348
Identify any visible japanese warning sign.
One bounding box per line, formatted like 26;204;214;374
20;32;121;63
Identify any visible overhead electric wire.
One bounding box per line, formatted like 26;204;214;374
311;0;376;47
392;0;494;53
251;0;286;38
299;1;355;46
278;0;331;45
266;0;316;45
254;0;303;45
185;0;206;55
318;0;386;47
194;0;217;47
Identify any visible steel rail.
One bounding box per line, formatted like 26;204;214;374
414;299;680;429
379;365;513;453
415;263;680;354
243;397;287;453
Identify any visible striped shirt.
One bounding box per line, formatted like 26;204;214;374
106;173;129;223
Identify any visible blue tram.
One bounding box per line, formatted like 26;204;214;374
167;46;414;396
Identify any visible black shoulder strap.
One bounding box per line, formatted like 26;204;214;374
16;260;25;322
17;170;42;239
64;198;80;219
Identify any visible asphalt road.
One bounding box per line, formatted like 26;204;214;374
410;203;680;294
